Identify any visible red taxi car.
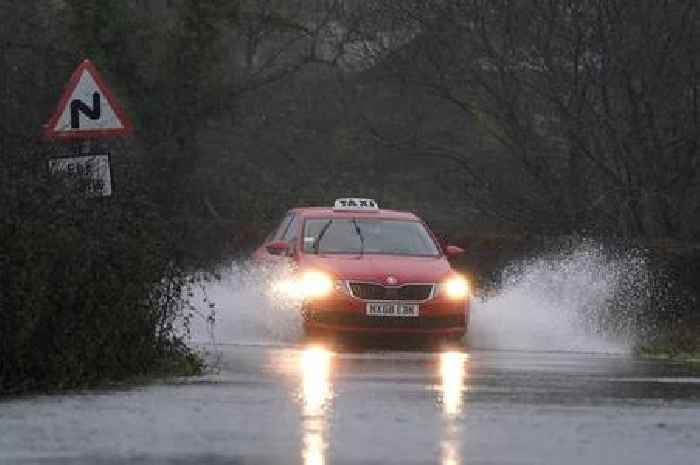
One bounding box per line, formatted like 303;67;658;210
254;198;470;340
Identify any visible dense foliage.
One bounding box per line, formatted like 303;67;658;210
0;171;200;392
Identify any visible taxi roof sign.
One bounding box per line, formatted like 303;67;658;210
333;198;379;211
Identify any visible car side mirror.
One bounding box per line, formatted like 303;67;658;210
445;245;465;257
266;241;290;256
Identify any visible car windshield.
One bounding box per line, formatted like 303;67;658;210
303;218;440;256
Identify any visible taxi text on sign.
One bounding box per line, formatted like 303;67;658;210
44;59;133;140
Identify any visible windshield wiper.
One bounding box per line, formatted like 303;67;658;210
351;217;365;257
313;219;333;254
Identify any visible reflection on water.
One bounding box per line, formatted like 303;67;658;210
441;438;460;465
295;347;468;465
439;351;469;465
301;346;333;416
303;423;326;465
300;346;333;465
440;351;469;416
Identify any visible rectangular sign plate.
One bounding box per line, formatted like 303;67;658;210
48;154;112;197
366;302;419;317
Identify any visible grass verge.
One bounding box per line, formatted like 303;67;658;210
634;325;700;362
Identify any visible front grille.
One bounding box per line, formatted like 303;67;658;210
348;283;433;301
308;312;465;329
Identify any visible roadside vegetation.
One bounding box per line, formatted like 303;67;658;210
1;1;699;393
635;245;700;358
0;145;206;394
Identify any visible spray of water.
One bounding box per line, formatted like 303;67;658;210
470;241;649;353
188;261;303;346
189;241;650;353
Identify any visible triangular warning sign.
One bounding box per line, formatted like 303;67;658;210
44;59;133;140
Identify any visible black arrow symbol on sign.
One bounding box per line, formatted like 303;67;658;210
71;92;101;129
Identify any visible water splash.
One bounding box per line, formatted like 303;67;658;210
469;241;650;353
189;241;650;353
188;261;303;345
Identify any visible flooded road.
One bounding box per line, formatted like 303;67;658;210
2;345;700;465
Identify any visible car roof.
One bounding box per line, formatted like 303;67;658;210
290;207;420;221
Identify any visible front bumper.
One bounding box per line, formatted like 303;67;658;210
302;292;469;336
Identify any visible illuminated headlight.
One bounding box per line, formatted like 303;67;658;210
301;271;334;299
441;275;470;300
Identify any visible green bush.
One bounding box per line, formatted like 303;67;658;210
0;172;202;394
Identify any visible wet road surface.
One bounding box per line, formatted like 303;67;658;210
2;344;700;465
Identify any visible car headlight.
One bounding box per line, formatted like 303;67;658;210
301;271;334;299
441;275;470;300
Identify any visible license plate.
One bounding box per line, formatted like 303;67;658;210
366;302;419;317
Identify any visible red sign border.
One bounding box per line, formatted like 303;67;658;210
44;59;133;141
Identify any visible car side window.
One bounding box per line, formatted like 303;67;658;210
281;215;300;242
265;213;293;243
276;213;295;241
